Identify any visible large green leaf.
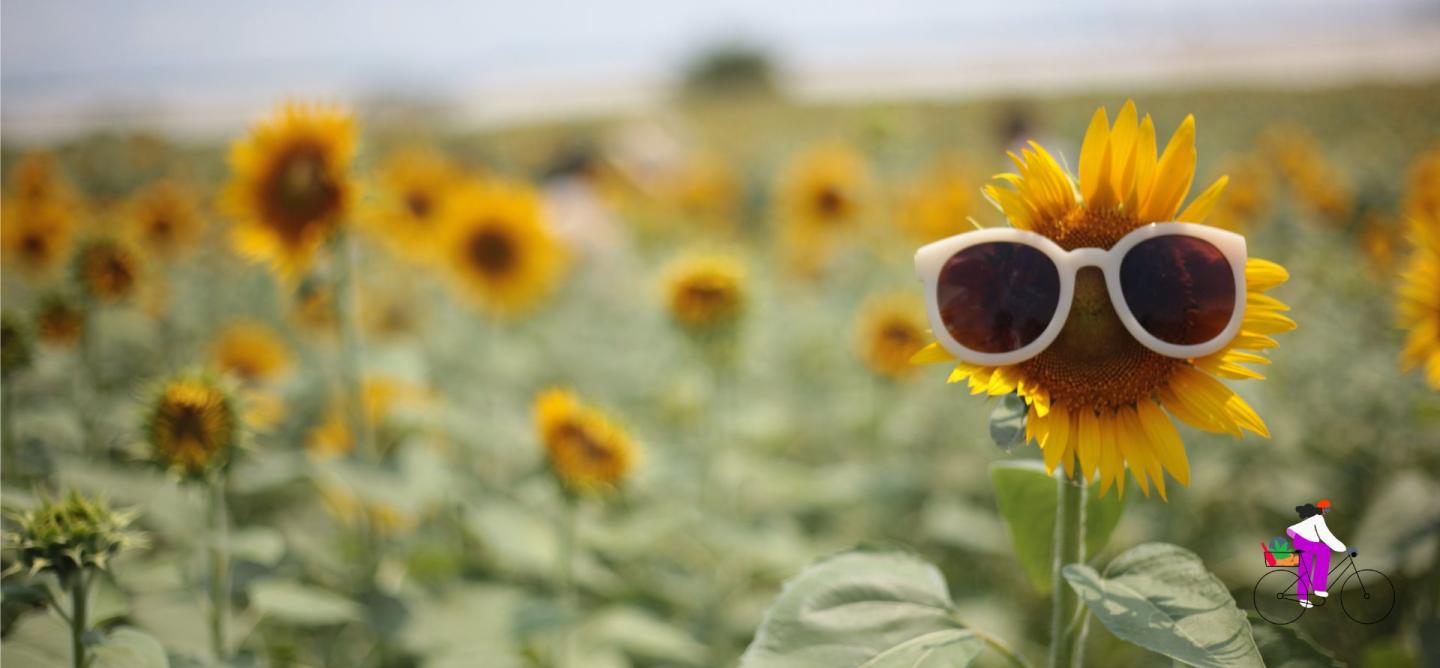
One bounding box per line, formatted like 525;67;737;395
1246;612;1342;667
988;460;1125;593
739;550;984;668
249;578;362;626
988;394;1028;452
1063;543;1262;668
91;628;170;668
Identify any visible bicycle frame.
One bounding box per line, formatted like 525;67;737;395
1266;552;1362;603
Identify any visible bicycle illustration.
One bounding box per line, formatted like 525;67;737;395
1252;545;1396;625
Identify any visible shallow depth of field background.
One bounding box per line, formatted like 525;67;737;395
3;1;1440;667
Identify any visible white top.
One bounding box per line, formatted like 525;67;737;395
1287;515;1346;552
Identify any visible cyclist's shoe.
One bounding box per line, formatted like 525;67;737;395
1299;600;1314;609
1314;590;1329;597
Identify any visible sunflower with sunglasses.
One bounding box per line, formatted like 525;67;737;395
912;101;1295;498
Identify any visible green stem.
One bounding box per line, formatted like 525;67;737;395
76;301;101;452
557;498;578;668
333;231;373;460
2;375;16;477
70;573;89;668
208;478;230;662
1048;472;1087;668
967;623;1032;668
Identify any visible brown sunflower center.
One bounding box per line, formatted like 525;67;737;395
813;185;847;220
84;248;137;299
20;232;49;261
1018;266;1179;413
880;320;920;347
681;280;735;313
149;217;174;241
261;145;341;239
166;402;214;452
1043;206;1144;251
465;225;517;277
405;191;432;219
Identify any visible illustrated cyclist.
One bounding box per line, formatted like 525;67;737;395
1286;499;1352;609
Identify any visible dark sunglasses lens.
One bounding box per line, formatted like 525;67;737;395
1119;235;1236;346
937;242;1061;354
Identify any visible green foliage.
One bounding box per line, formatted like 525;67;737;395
680;43;778;100
1247;612;1344;667
988;393;1028;452
740;550;983;667
989;460;1126;592
248;578;363;626
1063;543;1262;667
1;614;168;668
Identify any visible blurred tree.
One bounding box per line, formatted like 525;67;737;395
679;43;779;101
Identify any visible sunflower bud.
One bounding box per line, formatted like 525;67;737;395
2;490;140;581
143;372;240;480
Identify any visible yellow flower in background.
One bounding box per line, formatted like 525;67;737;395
144;374;239;479
440;181;565;316
1403;144;1440;224
1262;125;1353;224
1397;214;1440;389
34;292;85;347
316;484;417;537
210;320;292;385
534;388;637;494
8;152;75;205
2;199;77;278
856;293;928;380
363;147;463;261
362;286;425;341
222;102;357;279
1358;213;1401;277
306;376;423;459
286;276;338;337
917;101;1295;499
779;142;870;231
660;251;747;331
664;151;741;225
896;156;976;243
72;238;142;303
1206;153;1274;233
128;179;204;261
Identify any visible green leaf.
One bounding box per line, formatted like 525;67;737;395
989;460;1126;593
249;578;362;626
988;394;1027;452
739;550;984;668
1246;612;1342;667
92;628;170;668
1062;543;1262;668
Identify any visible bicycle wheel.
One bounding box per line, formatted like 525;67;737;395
1340;569;1395;624
1253;570;1305;625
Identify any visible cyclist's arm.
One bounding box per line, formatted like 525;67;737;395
1315;517;1347;552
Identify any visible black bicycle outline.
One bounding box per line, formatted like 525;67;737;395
1252;549;1396;625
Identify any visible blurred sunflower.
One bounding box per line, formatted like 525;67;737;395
34;292;85;347
1262;126;1353;224
534;388;637;494
1403;144;1440;223
222;102;357;279
778;142;870;231
1;199;77;277
1397;214;1440;389
664;151;741;226
210;320;292;385
660;251;747;331
440;181;565;316
307;376;422;459
128;179;204;261
856;293;928;380
363;147;463;261
144;374;239;479
72;238;142;304
7;151;73;205
917;101;1295;499
1206;153;1274;233
1358;213;1402;277
895;156;976;243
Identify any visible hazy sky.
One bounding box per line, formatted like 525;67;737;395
3;0;1437;139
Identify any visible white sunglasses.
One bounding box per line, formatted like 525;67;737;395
914;222;1247;366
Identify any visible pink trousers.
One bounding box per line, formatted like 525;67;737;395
1286;529;1329;601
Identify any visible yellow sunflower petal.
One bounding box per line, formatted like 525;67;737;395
1079;107;1112;206
1246;258;1290;292
912;342;956;365
1139;115;1196;222
1177;175;1229;224
1132;114;1159;209
1137;400;1190;486
1076;409;1101;484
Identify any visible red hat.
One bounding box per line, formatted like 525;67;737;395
1317;499;1332;509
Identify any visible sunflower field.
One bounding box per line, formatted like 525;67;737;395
2;79;1439;668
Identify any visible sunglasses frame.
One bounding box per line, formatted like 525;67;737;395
914;222;1248;366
